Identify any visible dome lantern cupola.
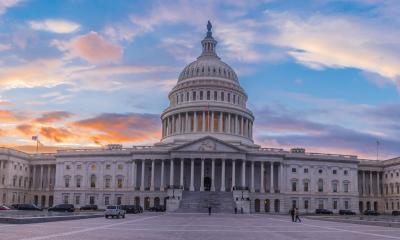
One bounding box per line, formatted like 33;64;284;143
199;21;219;59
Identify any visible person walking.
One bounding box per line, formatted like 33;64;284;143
294;207;301;222
290;207;295;222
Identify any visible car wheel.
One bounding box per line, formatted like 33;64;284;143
105;215;108;218
122;214;125;219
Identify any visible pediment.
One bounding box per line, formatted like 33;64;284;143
172;136;243;153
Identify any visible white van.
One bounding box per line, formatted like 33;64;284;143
105;205;126;219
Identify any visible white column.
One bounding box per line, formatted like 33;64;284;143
47;165;51;190
241;117;244;135
140;160;145;191
221;159;226;191
370;171;373;196
218;112;223;132
170;159;174;187
160;160;165;191
241;160;246;188
270;162;274;193
190;159;194;191
185;112;189;133
194;112;198;132
211;159;215;191
251;161;254;192
362;171;366;196
178;113;181;133
235;115;239;134
232;160;236;190
279;163;284;193
227;114;231;133
260;162;264;193
377;172;381;196
150;160;155;191
211;111;215;132
202;111;206;132
180;159;184;188
40;165;44;189
200;159;204;191
132;160;136;190
33;165;36;189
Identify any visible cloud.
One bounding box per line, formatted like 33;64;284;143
73;113;161;144
16;123;35;135
0;109;19;121
0;43;11;51
40;126;74;143
53;31;123;63
0;0;21;15
28;19;80;33
34;111;73;124
265;11;400;85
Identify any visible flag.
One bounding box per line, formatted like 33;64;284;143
32;136;38;141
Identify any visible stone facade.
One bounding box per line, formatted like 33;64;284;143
0;23;397;214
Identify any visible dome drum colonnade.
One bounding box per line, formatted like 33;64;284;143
161;21;254;145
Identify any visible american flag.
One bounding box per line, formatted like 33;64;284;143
32;136;38;141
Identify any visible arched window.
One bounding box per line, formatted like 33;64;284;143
343;181;349;193
332;181;338;192
90;175;96;188
105;176;111;188
64;176;70;188
303;180;309;192
13;176;17;187
318;179;324;192
76;176;82;188
117;176;123;189
91;164;96;171
291;180;297;192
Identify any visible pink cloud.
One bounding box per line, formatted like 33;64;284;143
57;31;123;63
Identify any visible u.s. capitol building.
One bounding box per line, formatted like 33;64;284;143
0;23;397;214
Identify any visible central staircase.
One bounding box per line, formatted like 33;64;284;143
177;191;235;213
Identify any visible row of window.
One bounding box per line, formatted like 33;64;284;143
65;163;125;171
291;180;350;193
64;175;124;189
291;167;349;175
172;89;244;106
292;199;350;210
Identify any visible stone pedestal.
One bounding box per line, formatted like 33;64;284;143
166;188;183;212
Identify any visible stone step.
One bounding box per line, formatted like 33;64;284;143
177;191;235;213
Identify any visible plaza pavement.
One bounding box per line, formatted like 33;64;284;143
3;213;400;240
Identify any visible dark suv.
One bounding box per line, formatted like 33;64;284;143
339;210;356;215
315;209;333;214
80;205;98;211
121;205;143;214
16;204;42;211
363;210;379;216
48;204;75;212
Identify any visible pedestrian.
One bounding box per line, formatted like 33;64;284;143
234;207;237;214
294;207;301;222
290;207;295;222
208;205;212;215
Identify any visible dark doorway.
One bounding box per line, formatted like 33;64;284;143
374;201;378;211
204;177;211;191
154;197;160;207
274;199;280;212
164;197;168;208
264;199;270;212
366;201;371;210
359;201;364;212
254;199;260;212
41;195;46;207
144;197;150;210
34;195;38;205
134;197;140;206
48;196;53;207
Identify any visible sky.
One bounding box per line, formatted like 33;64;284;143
0;0;399;160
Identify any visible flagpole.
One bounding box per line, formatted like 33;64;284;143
36;139;39;153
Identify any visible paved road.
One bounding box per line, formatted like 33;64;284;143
3;213;400;240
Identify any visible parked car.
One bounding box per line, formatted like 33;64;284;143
392;211;400;216
315;209;333;214
105;205;126;219
16;204;42;211
48;204;75;212
0;205;10;210
148;205;165;212
363;210;379;216
339;210;356;215
79;204;98;211
10;204;20;209
121;205;142;214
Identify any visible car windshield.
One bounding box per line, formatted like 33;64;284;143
107;206;117;209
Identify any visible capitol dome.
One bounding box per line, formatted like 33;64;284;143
160;21;254;146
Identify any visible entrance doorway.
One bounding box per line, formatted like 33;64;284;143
204;177;211;191
254;199;260;212
144;197;150;210
374;201;378;211
359;201;364;212
264;199;270;212
154;197;160;207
